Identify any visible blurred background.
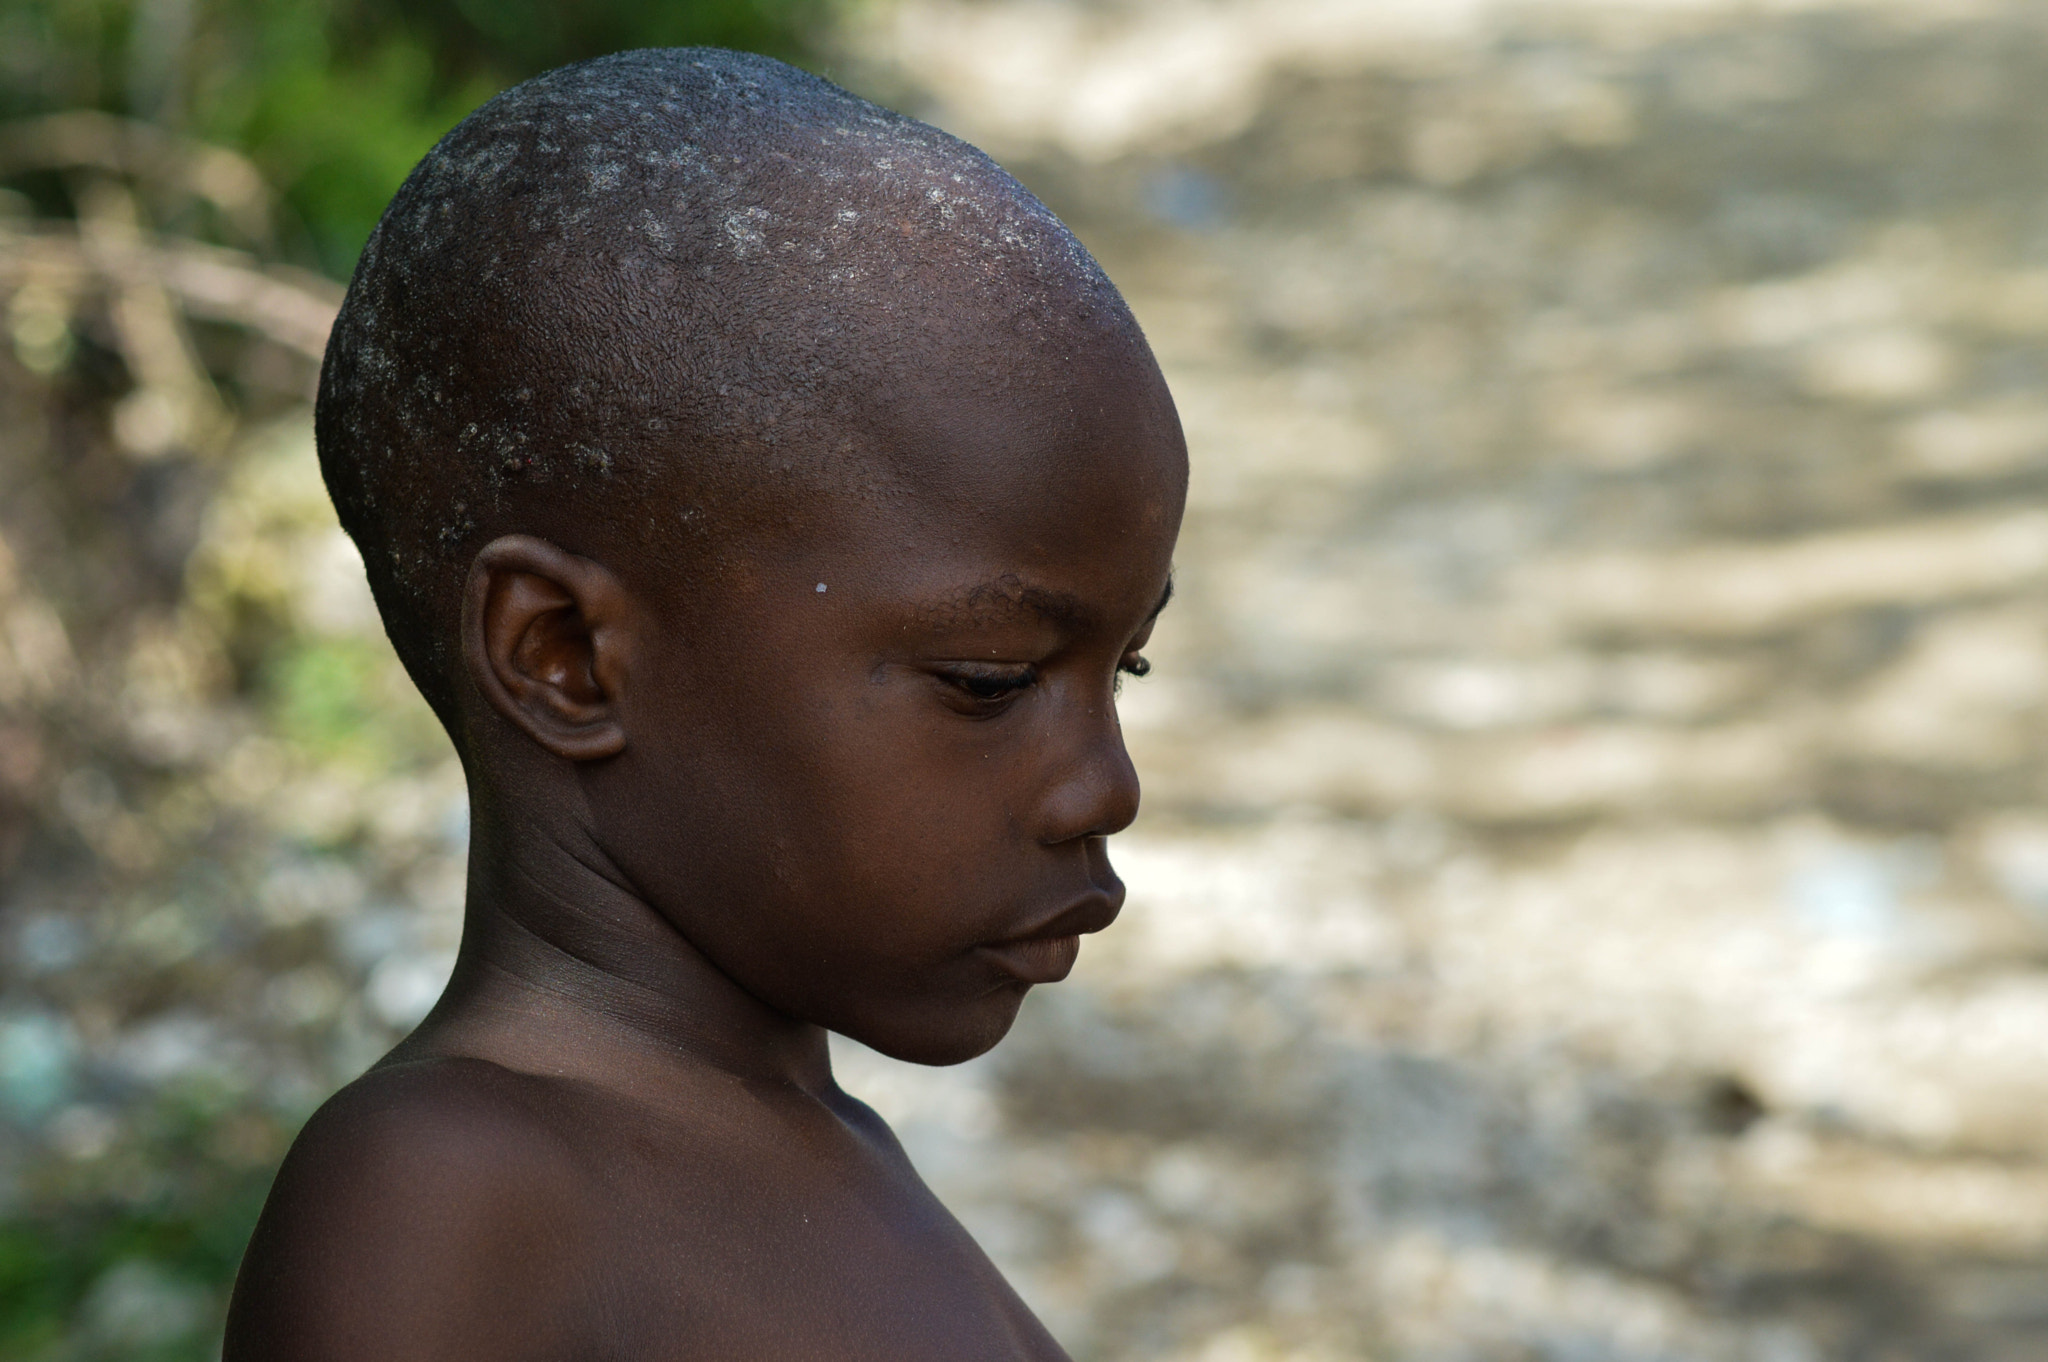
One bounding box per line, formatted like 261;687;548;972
8;0;2048;1357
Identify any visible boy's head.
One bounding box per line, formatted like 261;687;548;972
317;49;1186;1064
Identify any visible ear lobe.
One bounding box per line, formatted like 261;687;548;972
461;535;630;761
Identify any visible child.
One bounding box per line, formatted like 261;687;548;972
223;48;1185;1361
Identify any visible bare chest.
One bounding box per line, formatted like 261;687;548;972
575;1133;1068;1362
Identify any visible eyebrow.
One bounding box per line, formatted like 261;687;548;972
916;572;1174;633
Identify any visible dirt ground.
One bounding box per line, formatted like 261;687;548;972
829;2;2048;1358
8;0;2048;1356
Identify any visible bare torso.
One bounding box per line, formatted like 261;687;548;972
226;1043;1067;1361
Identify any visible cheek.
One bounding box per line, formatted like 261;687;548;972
754;683;1029;922
590;661;1026;954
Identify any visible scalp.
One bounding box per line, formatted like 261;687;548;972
316;48;1141;728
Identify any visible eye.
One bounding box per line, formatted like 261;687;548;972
1114;650;1152;694
934;662;1038;713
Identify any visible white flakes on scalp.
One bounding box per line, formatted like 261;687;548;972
724;206;770;257
318;47;1136;705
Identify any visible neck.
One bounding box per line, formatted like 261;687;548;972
397;797;837;1101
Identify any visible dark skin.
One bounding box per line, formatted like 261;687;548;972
224;312;1188;1360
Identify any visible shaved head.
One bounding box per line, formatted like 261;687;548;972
316;48;1145;724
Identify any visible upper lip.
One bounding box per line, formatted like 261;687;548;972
988;884;1123;946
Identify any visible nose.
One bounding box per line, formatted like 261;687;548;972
1037;697;1141;845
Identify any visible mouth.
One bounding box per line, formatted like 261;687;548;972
978;933;1084;985
976;888;1122;986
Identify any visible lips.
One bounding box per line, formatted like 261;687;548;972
977;887;1122;985
979;933;1083;984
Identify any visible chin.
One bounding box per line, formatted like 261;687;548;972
843;987;1031;1067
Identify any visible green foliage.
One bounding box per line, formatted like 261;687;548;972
267;637;406;765
0;0;832;273
0;1;838;1348
0;1098;286;1360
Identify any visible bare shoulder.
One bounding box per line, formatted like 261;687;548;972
224;1057;605;1362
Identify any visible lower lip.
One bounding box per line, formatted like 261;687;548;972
979;935;1082;984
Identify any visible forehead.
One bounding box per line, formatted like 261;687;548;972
879;331;1181;573
655;319;1185;637
866;299;1184;501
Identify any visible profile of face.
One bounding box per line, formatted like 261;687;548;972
467;315;1188;1066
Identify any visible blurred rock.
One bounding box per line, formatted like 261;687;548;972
12;0;2048;1356
836;0;2048;1356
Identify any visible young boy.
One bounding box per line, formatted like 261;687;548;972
222;48;1186;1361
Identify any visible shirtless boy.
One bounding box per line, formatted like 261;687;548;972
222;48;1186;1361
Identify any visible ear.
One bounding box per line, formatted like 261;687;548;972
460;535;631;761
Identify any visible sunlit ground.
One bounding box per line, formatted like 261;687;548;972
9;1;2048;1357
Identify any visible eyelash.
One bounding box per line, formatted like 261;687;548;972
944;664;1038;703
936;653;1153;710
